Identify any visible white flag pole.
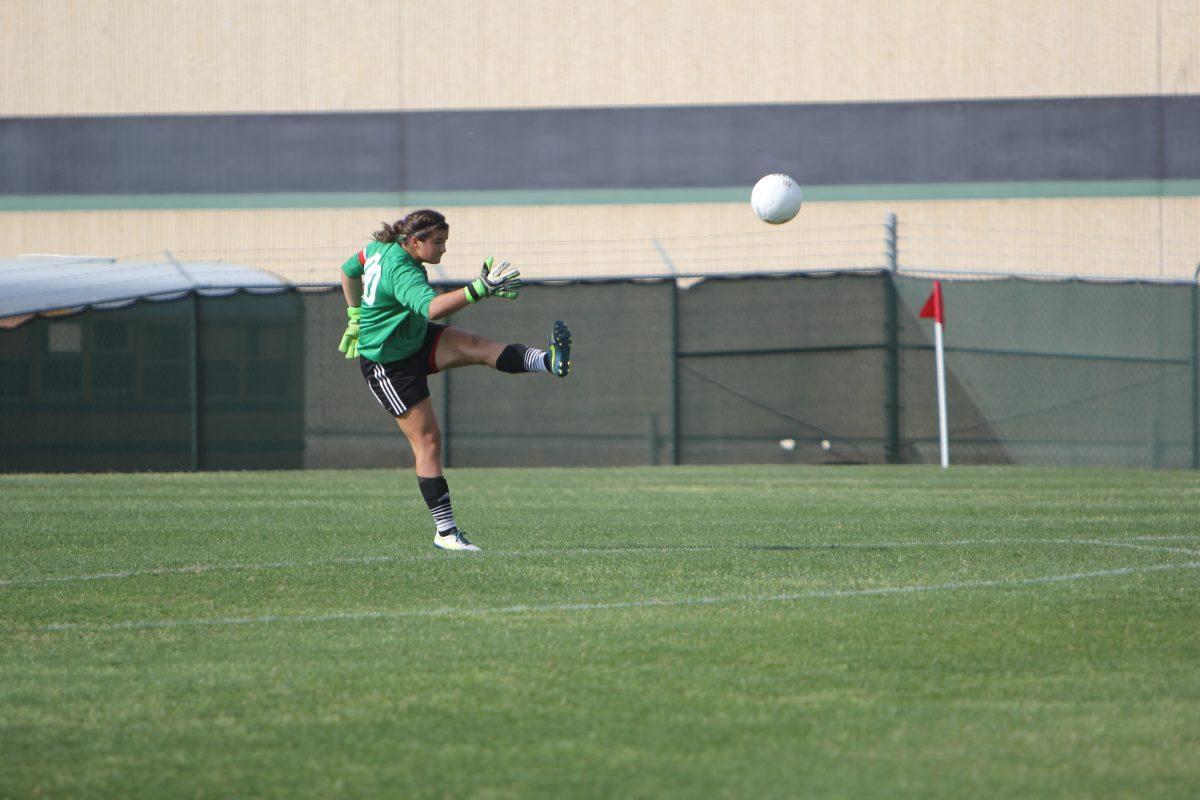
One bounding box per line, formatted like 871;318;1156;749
920;280;950;468
933;320;949;468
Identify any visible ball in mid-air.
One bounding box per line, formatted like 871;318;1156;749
751;173;804;224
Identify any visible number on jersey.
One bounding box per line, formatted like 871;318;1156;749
362;253;383;305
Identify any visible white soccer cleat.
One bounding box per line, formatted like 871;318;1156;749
434;530;481;552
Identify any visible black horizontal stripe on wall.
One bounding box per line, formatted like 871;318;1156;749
2;96;1198;195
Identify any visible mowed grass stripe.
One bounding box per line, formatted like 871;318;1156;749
2;537;1197;588
2;466;1198;799
3;537;1196;635
16;559;1200;634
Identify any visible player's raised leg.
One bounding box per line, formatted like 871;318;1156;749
434;323;572;376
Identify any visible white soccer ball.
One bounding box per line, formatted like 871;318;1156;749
751;173;803;224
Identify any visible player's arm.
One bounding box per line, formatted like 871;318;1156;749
337;255;364;358
341;270;362;308
427;287;471;320
425;257;523;320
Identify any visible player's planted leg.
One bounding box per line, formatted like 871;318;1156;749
418;475;480;551
395;400;480;552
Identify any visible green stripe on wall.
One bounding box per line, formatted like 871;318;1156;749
2;180;1199;211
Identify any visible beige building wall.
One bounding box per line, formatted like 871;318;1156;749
412;0;1200;109
3;1;1196;282
3;199;1198;283
3;0;1197;116
1;0;402;116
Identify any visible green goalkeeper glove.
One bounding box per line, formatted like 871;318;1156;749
338;306;361;359
464;257;521;303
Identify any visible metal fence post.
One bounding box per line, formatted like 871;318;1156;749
168;250;202;472
669;279;680;466
884;214;902;464
1192;263;1199;469
190;292;201;472
647;413;659;466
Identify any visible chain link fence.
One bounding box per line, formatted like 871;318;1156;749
2;269;1197;472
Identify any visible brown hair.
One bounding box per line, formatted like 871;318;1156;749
373;209;449;243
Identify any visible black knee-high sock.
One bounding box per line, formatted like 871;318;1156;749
417;475;458;534
496;343;549;374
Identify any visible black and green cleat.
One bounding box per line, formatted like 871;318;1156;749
548;320;572;377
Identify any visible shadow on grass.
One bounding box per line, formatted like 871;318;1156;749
739;544;894;552
568;544;896;553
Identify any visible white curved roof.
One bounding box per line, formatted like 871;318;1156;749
0;255;292;319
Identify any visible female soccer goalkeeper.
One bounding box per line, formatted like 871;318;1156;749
337;209;571;552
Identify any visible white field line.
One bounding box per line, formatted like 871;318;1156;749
2;538;1197;589
15;560;1200;634
0;554;426;588
1128;535;1200;542
1078;539;1200;557
0;547;724;587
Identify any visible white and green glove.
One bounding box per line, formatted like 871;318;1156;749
338;306;361;359
464;257;521;303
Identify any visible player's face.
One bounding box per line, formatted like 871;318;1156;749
409;232;448;264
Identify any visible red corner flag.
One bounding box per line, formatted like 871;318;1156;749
919;281;945;326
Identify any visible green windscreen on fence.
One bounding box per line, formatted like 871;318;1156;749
676;272;891;465
0;293;305;472
896;277;1195;468
1;272;1196;471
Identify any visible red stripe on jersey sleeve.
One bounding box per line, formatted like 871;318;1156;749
357;249;367;266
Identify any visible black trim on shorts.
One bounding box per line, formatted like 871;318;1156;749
360;323;447;417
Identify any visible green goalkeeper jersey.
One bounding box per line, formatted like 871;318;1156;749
341;241;437;363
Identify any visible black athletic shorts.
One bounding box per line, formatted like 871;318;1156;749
359;323;448;417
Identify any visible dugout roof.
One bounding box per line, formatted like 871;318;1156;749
0;255;292;323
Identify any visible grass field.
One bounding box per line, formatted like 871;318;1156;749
2;465;1199;798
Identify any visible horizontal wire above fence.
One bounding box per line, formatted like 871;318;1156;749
75;215;1200;284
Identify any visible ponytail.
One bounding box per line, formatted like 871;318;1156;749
373;209;449;243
